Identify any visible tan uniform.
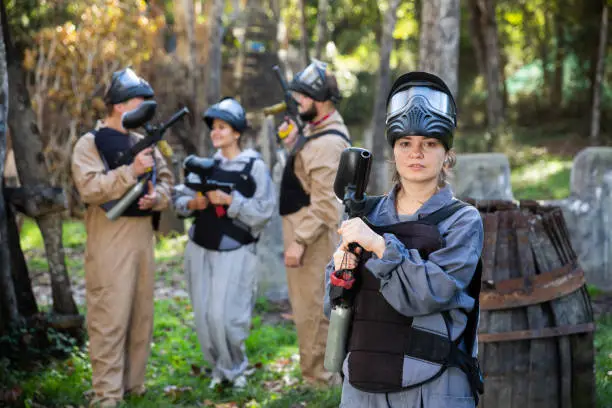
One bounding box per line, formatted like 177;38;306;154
282;110;351;385
71;126;173;407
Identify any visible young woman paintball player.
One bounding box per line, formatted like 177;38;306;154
324;72;484;407
172;97;276;389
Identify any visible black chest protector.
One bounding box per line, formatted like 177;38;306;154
279;129;351;216
191;157;258;250
93;128;153;218
344;199;483;401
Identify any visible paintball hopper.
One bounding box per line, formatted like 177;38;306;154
183;155;216;177
333;147;372;203
122;100;158;129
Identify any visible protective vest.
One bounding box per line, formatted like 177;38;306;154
279;129;350;216
93;128;153;218
191;157;258;250
346;199;483;402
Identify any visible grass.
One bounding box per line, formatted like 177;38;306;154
6;218;342;407
510;155;572;200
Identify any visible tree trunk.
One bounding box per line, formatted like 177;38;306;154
200;0;224;156
418;0;461;98
1;1;78;316
369;0;401;195
590;3;608;145
7;202;38;317
468;0;504;140
0;3;20;330
550;1;565;109
173;0;190;62
299;0;309;66
314;0;329;60
183;0;203;153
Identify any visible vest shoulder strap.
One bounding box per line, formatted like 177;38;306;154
420;200;470;225
291;129;352;155
307;128;351;145
242;157;257;174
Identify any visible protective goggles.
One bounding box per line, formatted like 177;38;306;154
109;68;151;93
386;86;456;126
295;59;327;92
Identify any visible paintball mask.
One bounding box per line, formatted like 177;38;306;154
289;59;341;103
385;72;457;150
203;97;248;132
104;67;154;105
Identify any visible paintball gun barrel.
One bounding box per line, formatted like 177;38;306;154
106;103;190;221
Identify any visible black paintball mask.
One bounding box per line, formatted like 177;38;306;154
385;72;457;150
203;97;248;132
104;68;154;105
289;59;342;104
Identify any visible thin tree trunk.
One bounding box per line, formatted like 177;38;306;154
200;0;224;156
468;0;504;149
418;0;461;98
590;3;608;145
184;0;202;153
1;2;78;316
550;1;565;109
299;0;309;66
0;3;20;329
369;0;401;195
7;201;38;317
467;0;486;81
482;0;504;128
314;0;329;60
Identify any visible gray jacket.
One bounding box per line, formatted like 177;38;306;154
324;185;483;388
173;148;276;250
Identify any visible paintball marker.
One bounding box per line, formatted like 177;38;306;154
106;102;190;221
324;147;373;372
267;65;305;141
182;155;234;195
182;155;234;217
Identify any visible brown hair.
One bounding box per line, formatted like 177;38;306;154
392;149;457;188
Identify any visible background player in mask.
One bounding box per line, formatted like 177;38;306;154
173;97;276;389
71;68;174;407
277;60;351;386
325;72;484;407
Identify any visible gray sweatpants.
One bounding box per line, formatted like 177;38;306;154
184;240;258;381
340;363;475;408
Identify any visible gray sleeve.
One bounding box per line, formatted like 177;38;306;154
226;159;277;231
172;184;197;218
364;207;484;317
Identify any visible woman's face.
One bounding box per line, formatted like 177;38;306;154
393;135;447;184
210;118;240;149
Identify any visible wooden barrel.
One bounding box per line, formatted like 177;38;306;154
466;199;596;408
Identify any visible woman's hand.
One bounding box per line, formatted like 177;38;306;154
206;189;233;206
338;218;386;259
188;193;209;210
333;247;361;270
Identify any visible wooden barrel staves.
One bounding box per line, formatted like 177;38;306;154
466;199;596;408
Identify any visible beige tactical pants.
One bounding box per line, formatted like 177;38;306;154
84;216;155;407
283;218;337;385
